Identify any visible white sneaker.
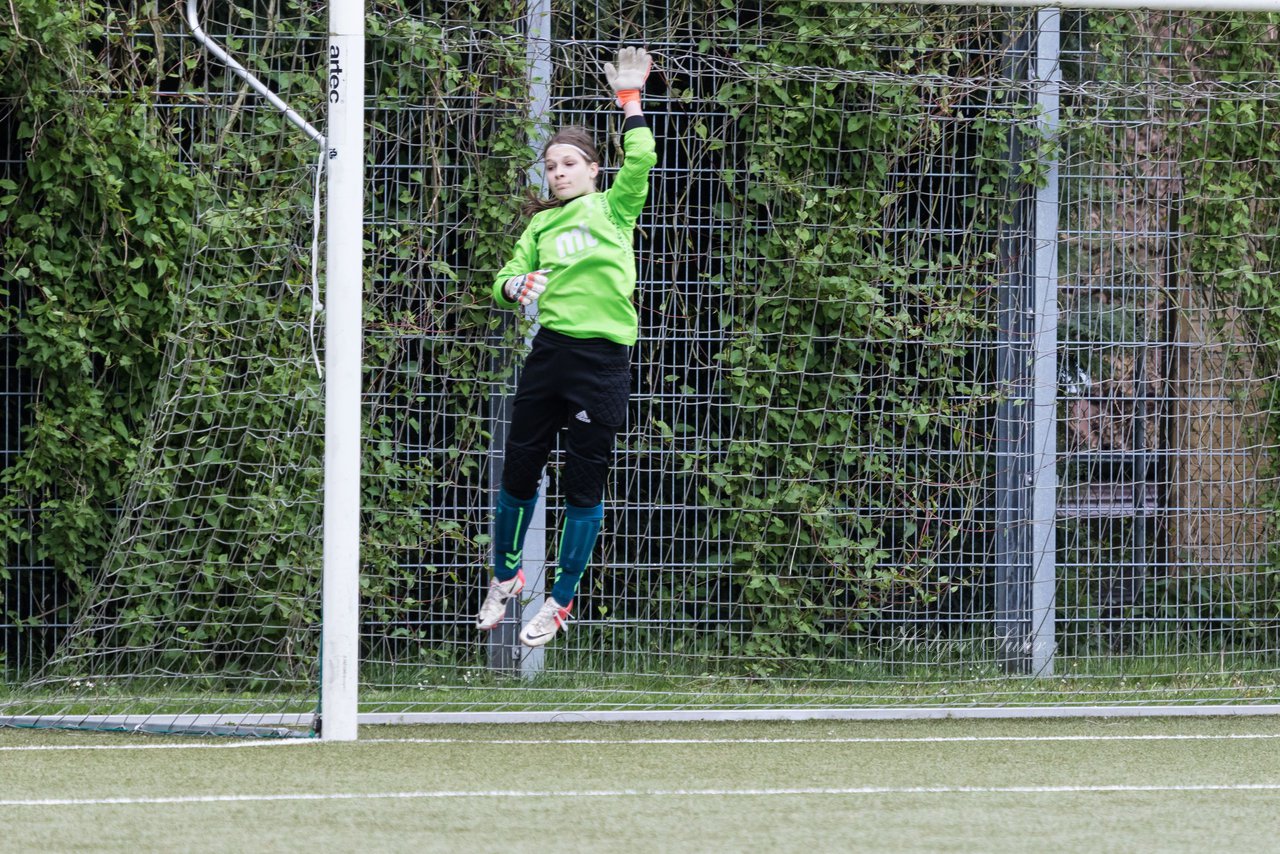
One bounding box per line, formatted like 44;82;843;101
519;597;572;648
476;570;525;630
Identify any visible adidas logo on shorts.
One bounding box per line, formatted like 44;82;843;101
575;410;592;423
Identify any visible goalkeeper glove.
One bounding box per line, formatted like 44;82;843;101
604;46;651;108
504;269;549;306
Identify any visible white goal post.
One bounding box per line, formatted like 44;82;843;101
318;0;364;744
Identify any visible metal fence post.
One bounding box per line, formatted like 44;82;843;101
995;9;1060;676
1030;7;1061;676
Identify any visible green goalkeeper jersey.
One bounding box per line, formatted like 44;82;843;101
493;125;657;346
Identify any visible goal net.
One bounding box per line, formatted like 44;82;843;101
4;0;1279;735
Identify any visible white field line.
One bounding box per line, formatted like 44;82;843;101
4;732;1280;752
3;783;1280;807
364;733;1280;746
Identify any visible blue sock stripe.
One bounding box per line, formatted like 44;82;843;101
493;488;539;581
565;502;605;522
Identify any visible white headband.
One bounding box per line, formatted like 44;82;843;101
546;142;595;163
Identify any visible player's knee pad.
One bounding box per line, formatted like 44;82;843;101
561;457;609;508
501;452;545;500
561;417;618;506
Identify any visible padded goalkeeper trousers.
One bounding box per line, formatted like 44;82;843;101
501;327;632;508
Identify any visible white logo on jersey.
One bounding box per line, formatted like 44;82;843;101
554;222;599;260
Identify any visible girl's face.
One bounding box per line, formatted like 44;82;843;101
545;143;599;201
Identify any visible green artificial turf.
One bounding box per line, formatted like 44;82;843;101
2;717;1278;852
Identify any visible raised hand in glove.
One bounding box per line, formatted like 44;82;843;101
604;46;652;108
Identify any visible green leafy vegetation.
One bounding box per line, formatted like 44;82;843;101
3;3;1278;680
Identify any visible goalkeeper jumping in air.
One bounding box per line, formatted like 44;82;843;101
474;47;657;648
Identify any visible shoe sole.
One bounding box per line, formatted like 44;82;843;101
476;607;513;632
519;623;566;648
474;582;525;632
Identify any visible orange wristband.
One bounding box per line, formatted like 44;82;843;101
615;89;641;108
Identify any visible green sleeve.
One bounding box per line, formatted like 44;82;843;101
605;126;657;232
492;217;540;306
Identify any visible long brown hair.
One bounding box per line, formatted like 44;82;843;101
519;126;600;218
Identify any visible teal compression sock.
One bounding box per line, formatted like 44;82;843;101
493;488;539;581
551;502;604;606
